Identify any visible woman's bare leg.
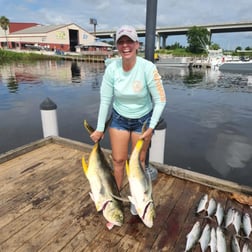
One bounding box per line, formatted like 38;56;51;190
109;127;130;190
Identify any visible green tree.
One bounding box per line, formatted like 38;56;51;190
235;46;242;52
170;42;183;50
0;16;10;48
210;43;220;50
186;26;211;54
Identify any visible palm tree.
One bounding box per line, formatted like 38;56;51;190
0;16;10;48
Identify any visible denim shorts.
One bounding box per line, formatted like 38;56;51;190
110;109;152;133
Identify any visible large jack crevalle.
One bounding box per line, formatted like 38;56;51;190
81;120;124;229
126;136;155;228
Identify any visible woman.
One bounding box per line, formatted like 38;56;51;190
90;25;166;212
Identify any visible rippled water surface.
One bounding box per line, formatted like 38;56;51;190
1;60;252;187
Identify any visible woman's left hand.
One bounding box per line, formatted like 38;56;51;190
140;128;153;141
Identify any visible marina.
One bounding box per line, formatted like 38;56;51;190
156;50;252;71
1;136;252;251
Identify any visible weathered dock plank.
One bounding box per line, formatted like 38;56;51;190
153;180;200;251
0;136;252;251
0;145;84;229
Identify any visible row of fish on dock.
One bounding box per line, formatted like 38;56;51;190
81;120;155;230
185;193;252;251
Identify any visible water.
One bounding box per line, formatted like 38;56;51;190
0;60;252;187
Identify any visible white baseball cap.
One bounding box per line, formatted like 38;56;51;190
116;25;138;43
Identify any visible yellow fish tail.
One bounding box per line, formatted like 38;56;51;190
83;120;95;135
125;159;130;176
82;156;88;174
135;139;144;152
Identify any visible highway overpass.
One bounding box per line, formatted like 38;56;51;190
92;21;252;49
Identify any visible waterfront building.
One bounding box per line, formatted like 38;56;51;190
0;22;111;53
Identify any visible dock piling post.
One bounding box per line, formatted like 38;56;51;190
40;97;59;137
144;0;159;180
149;118;167;164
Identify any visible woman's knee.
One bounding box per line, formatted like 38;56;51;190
112;156;126;167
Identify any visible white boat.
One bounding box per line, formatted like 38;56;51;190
207;49;224;69
219;59;252;72
206;48;252;73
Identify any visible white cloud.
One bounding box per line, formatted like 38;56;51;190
1;0;252;49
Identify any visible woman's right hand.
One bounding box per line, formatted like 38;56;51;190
90;131;104;143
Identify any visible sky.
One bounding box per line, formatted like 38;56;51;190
1;0;252;50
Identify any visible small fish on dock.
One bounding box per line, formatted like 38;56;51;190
242;242;252;252
185;221;201;251
243;212;252;238
233;210;242;235
199;223;211;252
196;194;208;214
206;198;217;219
215;202;224;226
225;207;235;229
231;234;241;252
216;227;227;252
209;227;217;252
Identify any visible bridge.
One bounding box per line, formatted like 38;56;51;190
92;21;252;49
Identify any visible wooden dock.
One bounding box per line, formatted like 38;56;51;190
1;137;252;251
58;54;106;63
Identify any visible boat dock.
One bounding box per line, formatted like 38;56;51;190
14;49;108;63
156;55;212;69
188;57;212;69
1;137;252;251
56;54;106;63
189;61;212;69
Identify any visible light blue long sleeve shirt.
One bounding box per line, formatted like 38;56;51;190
96;56;166;131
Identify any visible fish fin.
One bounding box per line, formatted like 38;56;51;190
84;116;112;136
83;120;95;135
111;193;130;202
128;196;137;206
89;192;95;202
81;156;88;174
141;120;148;133
203;215;213;221
88;192;103;211
125;159;130;176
